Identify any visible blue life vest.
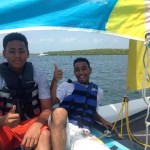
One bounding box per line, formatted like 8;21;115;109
0;62;41;121
60;80;98;129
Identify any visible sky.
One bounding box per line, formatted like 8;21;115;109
0;30;129;53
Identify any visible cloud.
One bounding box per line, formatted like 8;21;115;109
39;38;54;42
92;38;103;43
61;37;76;43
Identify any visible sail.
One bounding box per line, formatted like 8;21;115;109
0;0;149;41
0;0;150;90
126;40;150;91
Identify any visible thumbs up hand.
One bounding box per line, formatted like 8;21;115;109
5;105;20;128
9;105;16;114
53;64;63;82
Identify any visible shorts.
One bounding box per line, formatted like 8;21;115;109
0;116;49;150
48;116;91;150
66;121;91;149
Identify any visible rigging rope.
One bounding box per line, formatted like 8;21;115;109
98;96;150;148
142;32;150;150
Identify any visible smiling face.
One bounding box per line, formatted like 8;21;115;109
3;40;29;74
74;61;92;85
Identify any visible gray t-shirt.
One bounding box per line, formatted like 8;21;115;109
0;64;51;100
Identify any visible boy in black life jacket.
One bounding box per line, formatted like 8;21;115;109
0;32;67;150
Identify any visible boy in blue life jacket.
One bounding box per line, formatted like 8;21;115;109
51;57;116;148
0;32;67;150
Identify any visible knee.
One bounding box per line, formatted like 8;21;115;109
51;108;67;127
41;129;51;139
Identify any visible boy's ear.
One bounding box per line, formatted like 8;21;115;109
27;50;29;57
3;50;6;58
90;67;92;74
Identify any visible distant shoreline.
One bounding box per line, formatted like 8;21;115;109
33;49;128;55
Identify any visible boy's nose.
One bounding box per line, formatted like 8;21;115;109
14;51;20;57
79;70;83;74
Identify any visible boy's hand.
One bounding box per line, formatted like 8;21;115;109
101;119;118;133
53;64;63;82
21;122;42;149
5;105;20;128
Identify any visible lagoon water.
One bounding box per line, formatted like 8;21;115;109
0;55;144;106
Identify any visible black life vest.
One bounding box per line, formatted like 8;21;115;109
60;80;98;129
0;62;41;121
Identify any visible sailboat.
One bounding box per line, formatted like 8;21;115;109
37;52;48;56
0;1;150;150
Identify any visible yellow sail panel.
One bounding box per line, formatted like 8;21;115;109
126;40;150;91
107;0;145;41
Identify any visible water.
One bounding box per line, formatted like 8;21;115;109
0;55;144;105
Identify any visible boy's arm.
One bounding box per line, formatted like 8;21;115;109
36;98;52;125
95;111;117;132
50;64;63;106
50;77;59;106
21;98;51;148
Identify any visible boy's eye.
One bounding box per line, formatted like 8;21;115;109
19;49;26;53
8;50;15;53
75;69;79;72
7;48;26;53
82;67;87;70
75;68;87;72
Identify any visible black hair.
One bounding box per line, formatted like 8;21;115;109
73;57;90;68
3;32;28;50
